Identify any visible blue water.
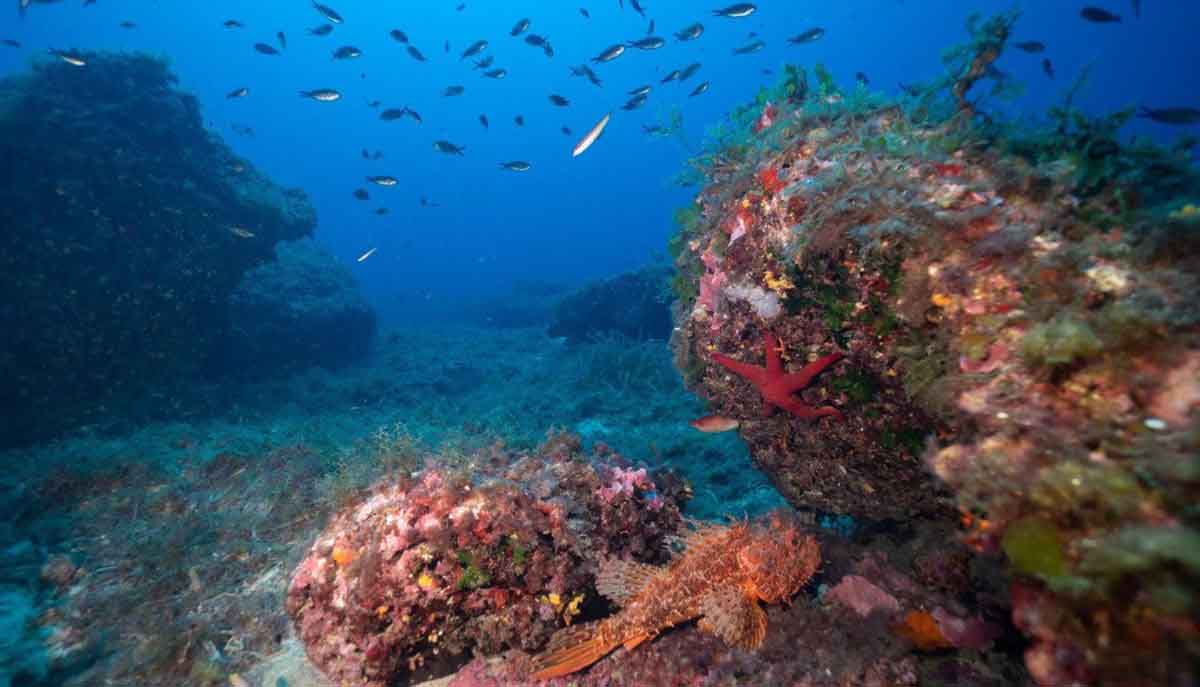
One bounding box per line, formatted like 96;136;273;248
3;1;1195;327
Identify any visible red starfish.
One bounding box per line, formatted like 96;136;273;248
711;332;844;421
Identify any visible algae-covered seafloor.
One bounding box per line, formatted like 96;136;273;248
1;8;1199;687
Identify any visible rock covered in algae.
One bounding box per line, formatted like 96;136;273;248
0;52;315;448
669;15;1200;684
286;433;684;687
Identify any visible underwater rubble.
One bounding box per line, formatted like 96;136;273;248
0;52;315;449
670;11;1199;686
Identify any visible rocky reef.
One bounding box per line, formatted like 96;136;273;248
548;264;673;345
0;52;315;448
219;239;376;378
669;12;1199;685
286;432;684;686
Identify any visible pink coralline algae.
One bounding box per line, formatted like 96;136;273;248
285;434;683;687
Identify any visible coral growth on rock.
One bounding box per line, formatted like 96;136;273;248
0;52;315;448
669;12;1200;685
286;433;683;686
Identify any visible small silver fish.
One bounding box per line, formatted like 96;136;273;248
572;112;610;157
499;161;531;172
299;89;341;101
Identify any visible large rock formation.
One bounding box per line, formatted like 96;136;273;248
0;52;315;447
218;239;376;378
669;13;1199;685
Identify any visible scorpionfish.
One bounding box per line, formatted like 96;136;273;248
531;512;821;679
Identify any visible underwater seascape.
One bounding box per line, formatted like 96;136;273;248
2;1;1200;686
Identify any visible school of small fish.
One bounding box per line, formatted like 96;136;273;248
8;0;1195;266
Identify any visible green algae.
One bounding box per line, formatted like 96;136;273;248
831;368;880;404
1020;315;1104;368
1002;517;1066;578
456;551;492;590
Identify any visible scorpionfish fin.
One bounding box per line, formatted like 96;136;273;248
696;586;769;650
596;558;661;606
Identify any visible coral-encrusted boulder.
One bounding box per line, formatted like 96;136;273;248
286;434;683;687
669;13;1200;686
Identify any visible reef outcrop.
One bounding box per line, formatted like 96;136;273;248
219;239;376;377
548;264;673;345
0;52;315;447
286;433;684;686
670;12;1199;685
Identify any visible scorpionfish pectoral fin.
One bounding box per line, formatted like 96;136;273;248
696;586;769;650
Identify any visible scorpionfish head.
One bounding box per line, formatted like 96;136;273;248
737;512;821;604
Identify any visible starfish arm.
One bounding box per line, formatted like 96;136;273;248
711;352;767;387
771;395;843;421
779;353;844;393
763;332;783;377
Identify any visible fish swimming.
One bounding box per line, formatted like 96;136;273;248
622;94;647;111
548;94;570;106
442;85;465;97
461;39;487;60
1080;6;1121;22
49;49;86;66
499;161;531;172
628;84;652;96
661;69;681;83
353;189;369;201
675;23;704;41
357;247;377;262
366;175;398;187
679;62;702;81
592;44;625;63
433;140;465;155
511;18;530;36
253;43;279;55
689;415;740;433
299;89;341;101
787;27;824;44
277;31;287;50
312;1;343;24
332;45;361;59
689;81;710;96
713;3;756;18
226;87;249;99
733;39;765;54
406;45;426;61
627;36;665;50
380;108;406;121
1013;40;1045;53
572;112;610;157
389;29;408;43
308;24;333;36
531;515;820;679
479;114;489;129
482;68;507;79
